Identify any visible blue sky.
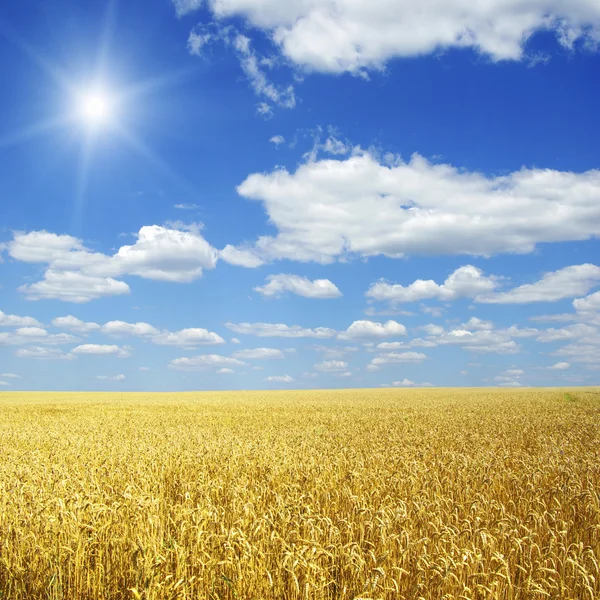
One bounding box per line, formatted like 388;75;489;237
1;0;600;391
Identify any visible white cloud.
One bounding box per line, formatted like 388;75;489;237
170;354;246;370
478;264;600;304
254;274;342;299
369;351;427;369
314;360;348;372
339;320;406;339
174;203;199;210
270;135;285;146
494;378;522;387
102;321;160;337
421;306;444;318
0;328;77;347
365;307;415;317
504;369;524;376
367;265;498;304
186;24;296;109
0;373;20;378
226;322;336;338
536;323;598;342
220;244;266;267
322;136;350;155
369;264;600;307
461;318;494;331
391;379;433;387
15;347;75;360
421;324;445;336
173;0;202;17
549;362;571;370
231;338;241;344
409;338;438;348
217;368;235;374
96;374;126;381
376;342;405;350
9;224;218;302
225;153;600;265
256;102;273;118
52;315;100;333
264;374;294;382
175;0;600;73
418;321;537;355
153;328;225;346
139;367;150;371
100;320;225;347
19;271;131;303
232;347;284;359
72;344;131;358
0;310;42;327
573;290;600;313
233;33;296;108
0;381;9;386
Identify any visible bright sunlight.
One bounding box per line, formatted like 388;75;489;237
77;88;114;127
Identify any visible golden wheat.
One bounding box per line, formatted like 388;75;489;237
0;388;599;599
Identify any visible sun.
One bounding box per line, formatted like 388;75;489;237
77;88;114;127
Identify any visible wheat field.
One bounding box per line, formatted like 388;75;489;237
0;388;598;599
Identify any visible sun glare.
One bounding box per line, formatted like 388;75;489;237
78;89;114;127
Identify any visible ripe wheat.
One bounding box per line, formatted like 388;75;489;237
0;388;598;599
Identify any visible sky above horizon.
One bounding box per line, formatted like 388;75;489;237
1;0;600;391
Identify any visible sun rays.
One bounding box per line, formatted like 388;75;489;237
0;3;192;229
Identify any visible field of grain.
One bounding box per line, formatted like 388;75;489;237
0;388;599;599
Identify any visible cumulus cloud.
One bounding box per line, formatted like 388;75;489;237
264;374;294;382
0;328;77;347
391;379;433;387
72;344;131;358
314;360;348;372
152;328;226;346
217;368;235;374
175;0;600;73
232;347;284;359
339;320;406;339
102;321;160;337
536;323;597;342
479;264;600;304
412;319;540;355
9;224;218;302
0;373;20;378
219;245;266;268
573;290;600;313
0;310;42;328
254;274;342;299
100;319;225;347
376;342;405;350
549;362;571;370
223;153;600;265
270;135;285;146
170;354;246;370
52;315;100;333
369;264;600;306
15;347;75;360
226;322;336;338
96;374;126;381
19;271;131;303
367;265;498;304
368;351;427;370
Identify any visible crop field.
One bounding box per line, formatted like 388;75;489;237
0;388;599;600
